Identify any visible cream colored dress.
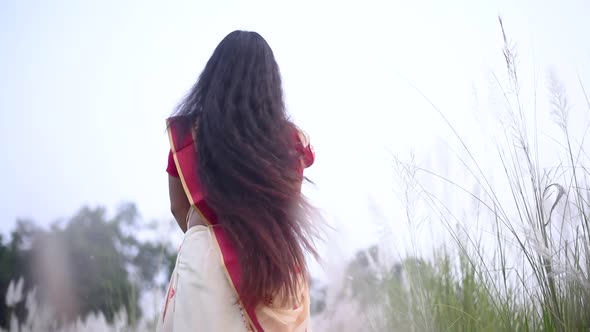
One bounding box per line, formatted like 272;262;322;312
156;214;311;332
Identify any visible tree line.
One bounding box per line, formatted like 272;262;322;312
0;203;176;328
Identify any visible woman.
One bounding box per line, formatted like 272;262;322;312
158;31;318;332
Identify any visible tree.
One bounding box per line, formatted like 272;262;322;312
0;203;176;328
0;220;37;328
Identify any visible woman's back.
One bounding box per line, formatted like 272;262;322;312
158;31;318;332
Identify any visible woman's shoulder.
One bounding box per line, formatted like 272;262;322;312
166;115;191;129
167;116;195;150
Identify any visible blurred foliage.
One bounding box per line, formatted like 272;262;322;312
345;245;383;307
309;278;327;315
0;203;176;328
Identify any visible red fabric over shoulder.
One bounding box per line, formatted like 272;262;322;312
166;150;180;177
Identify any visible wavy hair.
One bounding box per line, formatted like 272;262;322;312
170;31;317;308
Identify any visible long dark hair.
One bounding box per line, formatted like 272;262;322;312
171;31;317;307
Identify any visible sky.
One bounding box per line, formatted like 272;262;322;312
1;0;589;269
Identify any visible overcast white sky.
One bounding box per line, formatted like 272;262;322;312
1;0;589;265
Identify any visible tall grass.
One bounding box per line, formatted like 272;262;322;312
374;17;590;331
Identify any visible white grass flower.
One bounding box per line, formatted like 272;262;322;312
5;280;15;307
526;227;553;261
25;287;38;325
8;315;17;332
13;277;24;306
4;277;23;308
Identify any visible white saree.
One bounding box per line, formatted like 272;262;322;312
156;223;311;332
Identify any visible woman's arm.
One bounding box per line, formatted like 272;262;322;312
169;175;189;233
